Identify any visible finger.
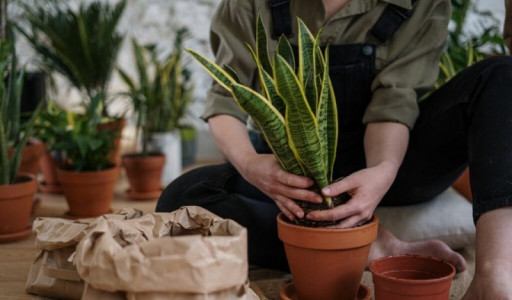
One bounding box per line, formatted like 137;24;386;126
275;201;296;221
275;185;323;203
305;202;359;222
276;170;315;189
328;214;369;229
322;176;358;197
274;195;304;219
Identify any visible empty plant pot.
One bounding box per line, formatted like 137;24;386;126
277;213;378;300
9;138;46;177
122;153;165;200
370;254;456;300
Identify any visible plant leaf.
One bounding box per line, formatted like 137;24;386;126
231;83;304;176
274;54;328;189
256;14;272;74
186;49;236;91
297;19;317;114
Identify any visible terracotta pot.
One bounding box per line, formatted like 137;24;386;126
370;254;455;300
122;153;165;200
98;118;126;165
280;282;371;300
57;166;120;218
38;150;62;194
277;213;378;300
8;138;46;177
0;174;37;242
452;167;472;202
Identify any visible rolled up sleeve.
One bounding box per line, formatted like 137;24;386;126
200;0;257;124
363;1;450;129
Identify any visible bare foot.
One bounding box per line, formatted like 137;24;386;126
367;226;467;272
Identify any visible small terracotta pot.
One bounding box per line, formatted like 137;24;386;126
452;168;472;202
57;166;120;218
9;138;46;177
122;153;165;200
38;150;62;193
98;118;126;165
0;173;37;242
277;213;378;300
370;254;456;300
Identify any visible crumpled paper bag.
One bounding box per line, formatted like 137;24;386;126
25;208;144;299
75;206;258;299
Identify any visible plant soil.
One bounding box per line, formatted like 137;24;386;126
291;192;351;227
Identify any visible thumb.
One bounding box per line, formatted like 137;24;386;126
322;176;356;197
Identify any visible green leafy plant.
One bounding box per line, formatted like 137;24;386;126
0;38;41;184
16;0;126;118
50;94;114;172
437;0;506;87
188;16;340;218
117;29;194;155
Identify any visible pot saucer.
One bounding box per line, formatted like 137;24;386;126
0;226;33;243
63;209;113;220
280;282;371;300
38;181;62;194
124;188;162;201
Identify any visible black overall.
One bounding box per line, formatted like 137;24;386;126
157;1;512;272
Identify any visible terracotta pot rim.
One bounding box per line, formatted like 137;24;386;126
57;166;119;174
369;254;456;285
277;212;379;233
0;173;36;187
122;152;165;159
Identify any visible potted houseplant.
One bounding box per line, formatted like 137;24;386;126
188;17;378;300
117;38;166;200
0;37;41;242
16;0;127;164
33;101;68;193
127;29;194;186
51;97;119;218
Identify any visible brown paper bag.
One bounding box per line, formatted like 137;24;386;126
75;206;259;299
25;208;143;299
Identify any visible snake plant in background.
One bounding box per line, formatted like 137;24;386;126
187;16;339;210
0;39;41;185
16;0;126;118
117;28;194;156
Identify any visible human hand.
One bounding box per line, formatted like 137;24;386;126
240;153;323;220
306;162;398;228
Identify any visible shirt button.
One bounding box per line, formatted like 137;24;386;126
362;45;373;56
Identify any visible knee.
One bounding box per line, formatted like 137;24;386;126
481;56;512;79
155;173;192;212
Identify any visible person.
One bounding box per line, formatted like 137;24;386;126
157;0;512;298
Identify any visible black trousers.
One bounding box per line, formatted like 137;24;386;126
156;56;512;271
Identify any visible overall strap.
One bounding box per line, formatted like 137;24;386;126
370;0;419;43
268;0;293;39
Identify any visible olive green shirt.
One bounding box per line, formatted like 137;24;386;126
201;0;450;130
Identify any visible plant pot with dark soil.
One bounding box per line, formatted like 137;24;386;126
369;254;456;300
52;112;119;218
121;153;165;200
0;39;42;242
189;17;378;300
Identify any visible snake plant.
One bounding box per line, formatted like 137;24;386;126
0;38;41;185
187;16;338;208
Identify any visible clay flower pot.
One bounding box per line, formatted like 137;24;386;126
277;213;378;300
0;173;38;243
453;167;472;202
97;118;126;165
38;150;62;194
57;166;120;218
9;138;46;177
122;153;165;200
370;254;456;300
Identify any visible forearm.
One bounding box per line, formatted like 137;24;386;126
208;115;257;174
364;122;409;176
